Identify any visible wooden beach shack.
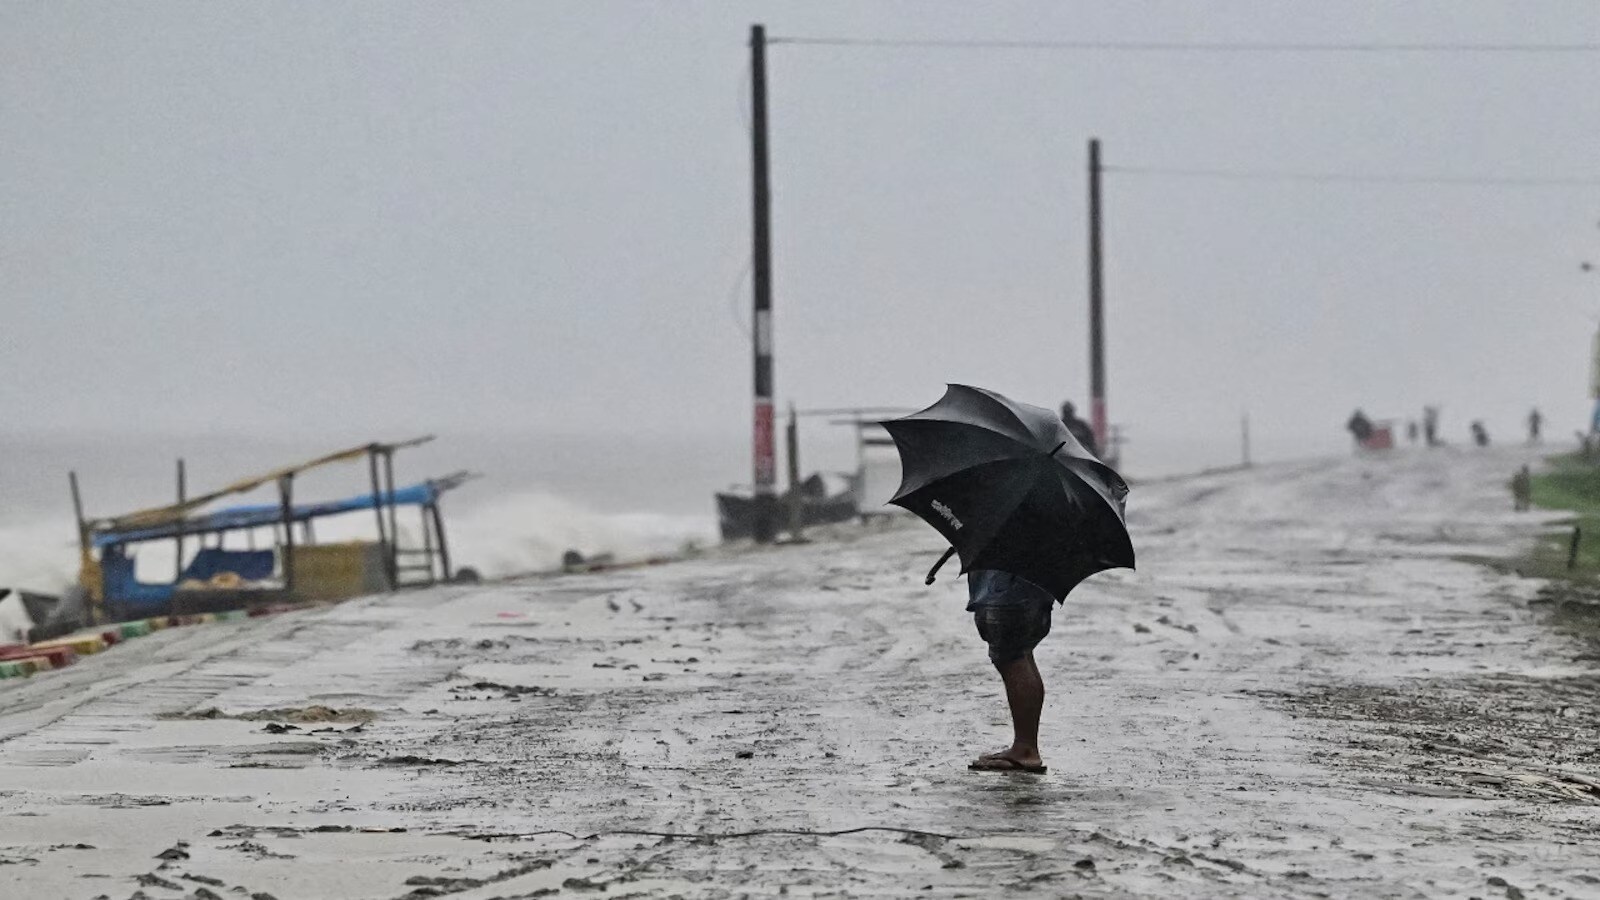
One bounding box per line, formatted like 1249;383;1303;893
69;438;473;624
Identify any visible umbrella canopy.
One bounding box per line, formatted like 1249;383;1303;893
881;384;1135;600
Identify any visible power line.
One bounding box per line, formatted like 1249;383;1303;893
1104;165;1600;188
769;36;1600;54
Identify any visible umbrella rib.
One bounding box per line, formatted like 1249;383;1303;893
1052;463;1125;518
953;384;1039;443
885;420;1037;499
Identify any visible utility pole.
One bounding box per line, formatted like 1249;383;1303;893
367;447;392;587
749;23;777;543
174;458;186;586
68;471;97;623
1087;138;1108;457
277;475;295;596
786;403;802;540
1586;250;1600;439
1590;324;1600;438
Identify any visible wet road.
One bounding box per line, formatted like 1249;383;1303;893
3;447;1596;898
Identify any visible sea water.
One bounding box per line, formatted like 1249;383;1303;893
0;432;731;592
0;428;1334;592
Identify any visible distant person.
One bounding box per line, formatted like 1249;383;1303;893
1510;464;1532;511
1346;409;1375;447
1406;420;1419;444
1470;420;1489;447
1059;401;1098;456
1423;406;1441;447
1528;407;1543;445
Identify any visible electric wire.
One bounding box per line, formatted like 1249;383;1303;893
758;36;1600;190
1103;165;1600;188
769;36;1600;54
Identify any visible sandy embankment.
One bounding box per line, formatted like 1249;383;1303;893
2;445;1596;899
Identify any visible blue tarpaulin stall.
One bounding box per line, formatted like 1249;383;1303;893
71;438;473;622
91;483;441;548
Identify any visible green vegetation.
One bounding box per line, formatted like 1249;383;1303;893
1531;453;1600;514
1524;454;1600;580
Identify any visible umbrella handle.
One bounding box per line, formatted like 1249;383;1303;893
925;546;957;585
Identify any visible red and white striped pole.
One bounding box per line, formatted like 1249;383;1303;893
749;24;777;542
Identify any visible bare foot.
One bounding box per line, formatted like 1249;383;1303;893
968;754;1046;774
978;747;1043;765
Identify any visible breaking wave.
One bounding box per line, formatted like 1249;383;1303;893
0;519;80;594
0;490;717;593
443;490;716;578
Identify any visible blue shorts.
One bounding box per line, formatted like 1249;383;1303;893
973;600;1053;666
967;570;1055;666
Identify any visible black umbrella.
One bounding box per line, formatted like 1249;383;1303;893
881;384;1134;600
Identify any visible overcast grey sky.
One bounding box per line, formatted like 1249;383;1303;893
5;2;1600;458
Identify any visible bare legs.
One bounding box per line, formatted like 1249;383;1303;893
979;650;1044;769
967;595;1052;772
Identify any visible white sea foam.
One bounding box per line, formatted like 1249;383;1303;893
443;490;716;577
0;490;716;593
0;519;81;594
0;593;35;644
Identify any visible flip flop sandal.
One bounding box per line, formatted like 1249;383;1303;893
968;757;1047;774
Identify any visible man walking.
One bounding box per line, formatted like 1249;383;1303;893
966;569;1055;773
882;385;1134;778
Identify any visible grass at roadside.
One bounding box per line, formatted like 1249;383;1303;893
1522;453;1600;581
1459;453;1600;646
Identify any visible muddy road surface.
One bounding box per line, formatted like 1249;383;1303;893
3;447;1595;898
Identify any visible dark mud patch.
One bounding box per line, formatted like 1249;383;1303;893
375;754;466;767
160;705;379;724
397;858;555;898
448;681;557;700
208;824;409;839
1256;673;1600;806
410;635;543;658
219;840;296;860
